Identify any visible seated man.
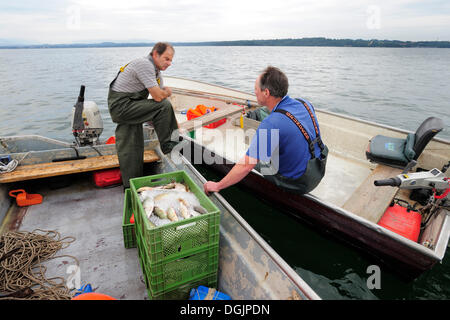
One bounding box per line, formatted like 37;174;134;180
108;42;179;188
204;66;328;195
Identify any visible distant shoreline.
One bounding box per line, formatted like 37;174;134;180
1;37;450;49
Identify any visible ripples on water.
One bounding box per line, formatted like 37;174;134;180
0;46;449;141
0;46;449;300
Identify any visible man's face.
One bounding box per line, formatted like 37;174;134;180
152;48;174;71
254;76;269;106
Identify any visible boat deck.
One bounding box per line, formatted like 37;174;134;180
4;173;147;299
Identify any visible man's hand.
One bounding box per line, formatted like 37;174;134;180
203;155;257;195
148;86;172;102
203;181;221;195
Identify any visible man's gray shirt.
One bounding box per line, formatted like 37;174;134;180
111;55;163;93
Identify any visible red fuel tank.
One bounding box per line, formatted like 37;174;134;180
378;204;422;242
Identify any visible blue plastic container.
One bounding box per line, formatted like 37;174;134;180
0;155;11;165
189;286;231;300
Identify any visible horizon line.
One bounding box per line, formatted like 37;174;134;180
1;37;450;49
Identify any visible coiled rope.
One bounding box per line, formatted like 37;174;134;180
0;229;78;300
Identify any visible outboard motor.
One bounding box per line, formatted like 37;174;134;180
71;85;103;146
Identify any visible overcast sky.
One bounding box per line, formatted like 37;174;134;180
1;0;449;44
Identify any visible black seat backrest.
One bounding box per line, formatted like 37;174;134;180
413;117;444;159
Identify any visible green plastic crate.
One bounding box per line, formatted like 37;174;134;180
146;271;217;300
130;170;220;263
122;188;136;248
135;223;219;294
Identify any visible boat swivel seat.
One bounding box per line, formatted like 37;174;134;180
365;117;444;168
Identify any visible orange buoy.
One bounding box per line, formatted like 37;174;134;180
9;189;43;207
72;292;116;300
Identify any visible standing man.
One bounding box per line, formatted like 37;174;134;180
203;66;328;195
108;42;179;188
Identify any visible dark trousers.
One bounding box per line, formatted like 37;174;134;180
108;88;179;187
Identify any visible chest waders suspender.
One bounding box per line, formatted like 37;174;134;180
109;62;129;88
274;98;326;159
270;98;328;194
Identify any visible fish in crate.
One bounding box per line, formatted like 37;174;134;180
136;182;209;227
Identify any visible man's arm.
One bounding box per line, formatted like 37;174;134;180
148;86;172;102
203;155;257;194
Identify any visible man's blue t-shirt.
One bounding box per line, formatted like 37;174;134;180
246;96;321;179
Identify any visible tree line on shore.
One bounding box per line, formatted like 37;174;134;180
2;37;449;49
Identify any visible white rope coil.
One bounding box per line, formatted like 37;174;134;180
0;152;30;174
0;159;18;173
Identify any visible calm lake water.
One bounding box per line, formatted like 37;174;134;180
0;46;449;299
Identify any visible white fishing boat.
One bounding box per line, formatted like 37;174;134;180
164;75;449;279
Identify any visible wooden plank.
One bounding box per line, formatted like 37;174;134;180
342;164;403;223
171;87;259;106
179;105;244;132
0;150;160;183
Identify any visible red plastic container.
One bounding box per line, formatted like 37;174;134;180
204;118;226;129
93;168;122;187
378;204;422;242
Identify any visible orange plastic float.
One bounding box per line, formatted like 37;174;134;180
9;189;43;207
72;292;117;300
186;104;226;128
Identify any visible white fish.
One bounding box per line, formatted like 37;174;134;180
137;186;153;192
178;199;191;219
178;198;190;208
143;197;154;219
167;207;178;222
162;182;186;191
174;183;189;192
154;206;167;219
162;182;176;189
137;185;201;224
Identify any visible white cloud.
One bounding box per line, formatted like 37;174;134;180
0;0;449;43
